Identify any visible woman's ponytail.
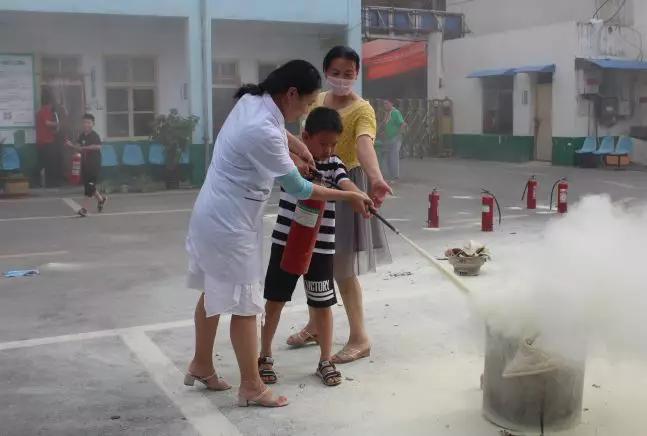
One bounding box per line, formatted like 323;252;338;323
233;60;320;100
233;83;265;99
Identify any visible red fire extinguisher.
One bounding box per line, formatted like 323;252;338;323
428;189;440;228
521;175;538;210
280;198;326;275
550;178;568;213
481;189;502;232
69;152;82;185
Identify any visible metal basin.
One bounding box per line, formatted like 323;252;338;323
482;328;586;434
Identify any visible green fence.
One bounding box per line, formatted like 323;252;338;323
445;134;534;163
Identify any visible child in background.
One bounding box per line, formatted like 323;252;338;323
259;107;364;387
65;114;106;216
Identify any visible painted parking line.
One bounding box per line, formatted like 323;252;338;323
0;214;75;223
62;198;82;213
122;331;241;436
0;208;193;223
0;250;69;260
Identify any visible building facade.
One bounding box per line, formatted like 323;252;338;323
0;0;361;183
440;0;647;164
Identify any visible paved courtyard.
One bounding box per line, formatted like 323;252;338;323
2;158;647;436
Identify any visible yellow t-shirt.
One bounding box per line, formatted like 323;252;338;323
310;91;377;170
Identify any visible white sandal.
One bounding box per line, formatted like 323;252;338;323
183;372;231;391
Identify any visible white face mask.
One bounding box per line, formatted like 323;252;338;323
326;76;355;96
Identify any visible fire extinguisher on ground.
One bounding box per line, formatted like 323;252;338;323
481;189;502;232
280;198;326;275
550;178;568;213
69;152;82;185
521;175;538;210
428;189;440;228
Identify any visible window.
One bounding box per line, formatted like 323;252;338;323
212;60;240;135
213;60;240;86
105;57;156;138
41;56;80;77
482;76;513;135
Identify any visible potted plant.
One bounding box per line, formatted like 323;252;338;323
150;109;199;189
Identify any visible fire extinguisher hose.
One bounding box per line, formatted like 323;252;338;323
314;172;555;374
314;171;471;295
481;189;502;225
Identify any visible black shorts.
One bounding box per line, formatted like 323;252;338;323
81;164;100;197
264;244;337;308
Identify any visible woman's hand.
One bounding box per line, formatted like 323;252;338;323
287;131;316;172
347;191;373;219
370;178;393;208
290;152;314;177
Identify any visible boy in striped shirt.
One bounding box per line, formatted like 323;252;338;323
259;107;364;387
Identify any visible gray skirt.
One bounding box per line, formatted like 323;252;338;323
334;166;392;280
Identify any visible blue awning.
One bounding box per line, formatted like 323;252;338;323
514;64;556;73
466;68;515;78
585;58;647;71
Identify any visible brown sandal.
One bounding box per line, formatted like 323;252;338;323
258;356;278;384
316;360;342;387
286;329;319;347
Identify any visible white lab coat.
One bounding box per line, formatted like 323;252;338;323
186;93;295;316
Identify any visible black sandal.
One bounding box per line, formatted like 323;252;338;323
316;360;342;387
258;356;277;384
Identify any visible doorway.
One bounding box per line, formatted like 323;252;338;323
534;82;553;161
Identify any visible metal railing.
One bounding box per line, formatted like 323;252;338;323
371;97;454;158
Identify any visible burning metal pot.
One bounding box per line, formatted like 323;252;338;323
482;328;586;434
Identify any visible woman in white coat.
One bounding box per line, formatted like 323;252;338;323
184;60;373;407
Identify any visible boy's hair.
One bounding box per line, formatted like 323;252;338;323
304;107;343;136
83;113;95;123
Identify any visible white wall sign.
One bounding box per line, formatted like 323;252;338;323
0;54;35;128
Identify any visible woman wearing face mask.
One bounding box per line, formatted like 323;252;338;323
286;46;393;364
184;60;373;408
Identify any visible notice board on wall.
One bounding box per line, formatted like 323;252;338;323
0;54;35;128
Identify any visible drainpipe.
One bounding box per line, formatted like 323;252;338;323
200;0;210;175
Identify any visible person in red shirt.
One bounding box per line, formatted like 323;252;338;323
35;93;60;187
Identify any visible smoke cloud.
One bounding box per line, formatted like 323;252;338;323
473;195;647;362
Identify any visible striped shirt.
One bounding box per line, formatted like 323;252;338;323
271;155;349;255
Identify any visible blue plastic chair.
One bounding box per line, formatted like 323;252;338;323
593;136;615;155
122;144;145;166
101;144;119;167
1;146;21;171
575;137;598;154
611;136;633;156
148;143;165;165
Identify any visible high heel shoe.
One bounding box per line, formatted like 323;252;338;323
183;372;231;391
237;387;288;408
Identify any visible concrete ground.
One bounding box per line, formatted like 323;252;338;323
2;158;647;436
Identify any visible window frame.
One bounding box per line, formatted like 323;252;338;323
104;56;158;140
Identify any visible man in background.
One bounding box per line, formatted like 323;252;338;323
381;99;407;182
35;93;60;187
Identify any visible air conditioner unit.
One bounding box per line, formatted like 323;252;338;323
577;68;602;95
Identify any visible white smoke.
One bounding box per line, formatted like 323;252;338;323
473;195;647;362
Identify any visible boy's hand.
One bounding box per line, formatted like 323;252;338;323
347;191;373;219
